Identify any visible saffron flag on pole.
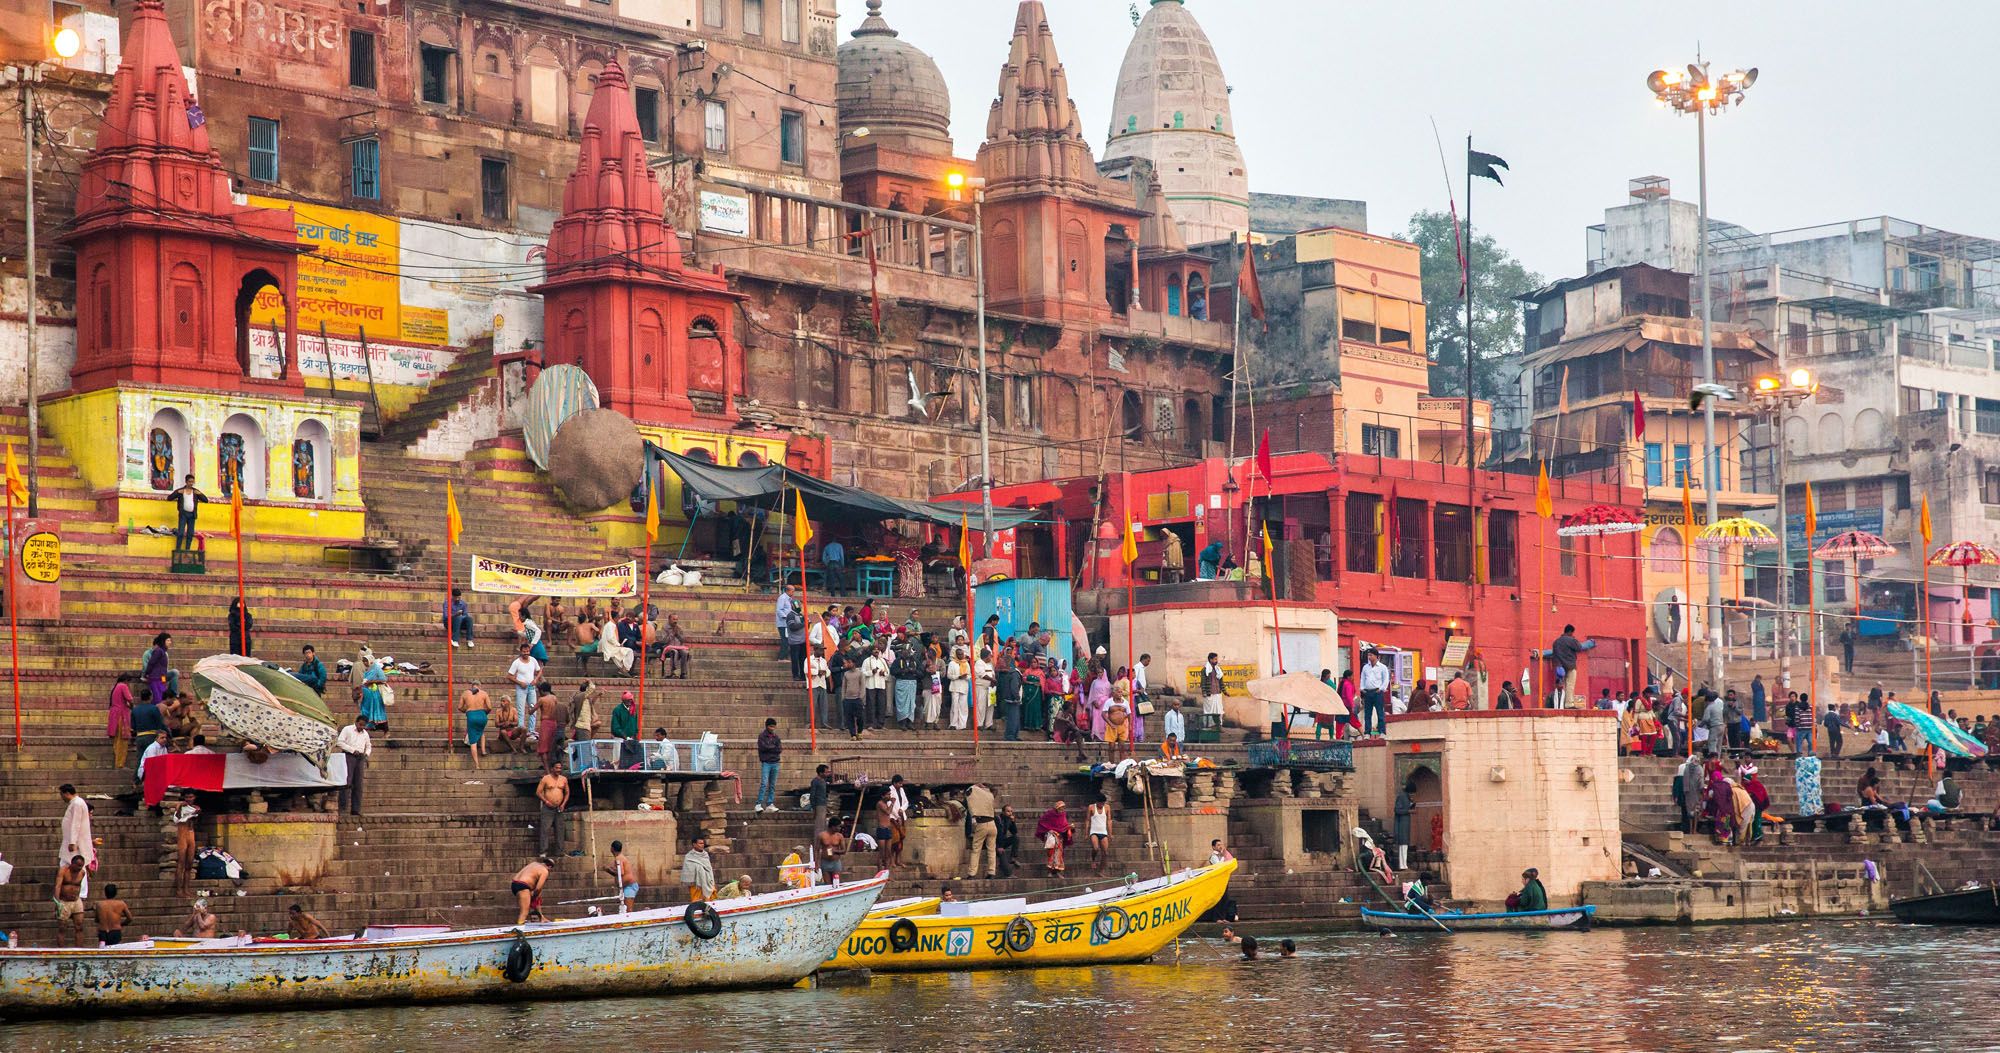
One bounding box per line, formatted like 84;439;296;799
1535;461;1553;519
793;488;813;552
1260;523;1275;580
1121;512;1139;566
445;482;463;546
2;443;24;506
1632;392;1647;438
230;475;244;539
1681;471;1695;532
1803;481;1817;539
958;512;971;569
1255;429;1273;483
1920;494;1933;547
1238;237;1267;332
644;482;660;546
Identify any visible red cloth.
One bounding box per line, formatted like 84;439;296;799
143;752;227;806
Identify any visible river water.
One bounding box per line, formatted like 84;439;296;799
3;921;1989;1052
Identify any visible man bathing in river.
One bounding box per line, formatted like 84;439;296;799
512;855;553;924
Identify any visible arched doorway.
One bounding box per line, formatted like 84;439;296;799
1187;273;1207;320
235;268;285;379
1405;764;1444;852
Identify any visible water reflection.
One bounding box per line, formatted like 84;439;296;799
3;922;1992;1053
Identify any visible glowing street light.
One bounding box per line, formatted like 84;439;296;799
52;27;81;59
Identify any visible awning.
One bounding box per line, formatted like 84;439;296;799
652;446;1042;530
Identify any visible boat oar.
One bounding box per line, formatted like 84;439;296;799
555;894;624;906
1407;897;1452;935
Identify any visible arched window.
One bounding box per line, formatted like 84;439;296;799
235;268;284;379
737;449;765;467
1165;273;1182;317
1647;525;1684;574
1121;390;1145;440
1187;273;1207;321
147;408;189;491
1817;412;1846;451
292;418;332;501
218;413;267;500
688;315;724;395
680;446;714;518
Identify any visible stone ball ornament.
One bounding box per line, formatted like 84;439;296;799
546;408;644;511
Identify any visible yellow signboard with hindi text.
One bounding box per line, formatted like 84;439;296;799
245;196;400;338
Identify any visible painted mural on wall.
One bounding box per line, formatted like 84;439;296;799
114;389;363;508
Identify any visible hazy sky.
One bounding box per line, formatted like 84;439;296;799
835;0;2000;281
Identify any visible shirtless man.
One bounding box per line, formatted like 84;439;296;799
490;694;524;755
172;791;200;897
55;854;88;946
815;821;847;887
93;884;133;947
175;898;218;938
536;765;570;858
512;855;554;924
288;903;329;940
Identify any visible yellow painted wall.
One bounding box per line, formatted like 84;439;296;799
595;423;790;550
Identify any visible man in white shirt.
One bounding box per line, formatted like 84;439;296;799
1199;653;1225;727
1358;651;1392;737
806;650;832;729
861;646;892;729
336;719;372;816
508;644;542;725
973;650;996;729
136;731;170;785
775;586;798;658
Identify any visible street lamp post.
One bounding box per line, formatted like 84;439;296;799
1648;59;1757;689
5;25;80;517
1753;368;1816;689
947;171;994;557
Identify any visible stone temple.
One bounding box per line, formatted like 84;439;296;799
1102;0;1250;246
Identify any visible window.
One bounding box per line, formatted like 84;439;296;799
1488;509;1520;586
704;0;724;26
348;137;379;200
420;44;452;105
779;109;804;166
480;158;508;221
780;0;800;42
348;29;376;90
1644;442;1664;487
247;117;279;183
1344;493;1382;574
1120;390;1144;439
704;100;727;152
1361;424;1400;459
1559;537;1577;577
1985;469;2000;506
1673;443;1691;486
742;0;763;35
1853;478;1883;512
634;87;661;142
1902;386;1926;414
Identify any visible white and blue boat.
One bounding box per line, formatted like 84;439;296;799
1360;904;1595;931
0;873;886;1017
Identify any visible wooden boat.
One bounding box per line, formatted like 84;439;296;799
1889;884;2000;925
0;873;887;1017
824;859;1235;972
1361;904;1595;931
868;895;942;918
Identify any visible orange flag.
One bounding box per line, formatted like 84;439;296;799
445;482;464;547
229;474;244;539
791;488;813;552
1803;481;1817;540
645;483;660;547
1535;461;1553;519
958;513;971;569
2;443;25;506
1919;494;1933;547
1121;512;1139;565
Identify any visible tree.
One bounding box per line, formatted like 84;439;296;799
1399;210;1542;402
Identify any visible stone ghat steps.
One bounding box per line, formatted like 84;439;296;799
1618;753;1987;829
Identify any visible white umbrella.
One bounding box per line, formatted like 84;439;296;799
1245;670;1349;717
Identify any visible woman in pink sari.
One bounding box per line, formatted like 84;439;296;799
1034;801;1074;875
1085;662;1112;740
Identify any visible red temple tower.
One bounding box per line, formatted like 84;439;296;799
64;0;303;396
533;61;745;425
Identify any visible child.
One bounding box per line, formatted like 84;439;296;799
602;839;638;914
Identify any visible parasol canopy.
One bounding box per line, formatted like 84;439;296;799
1886;701;1988;759
192;654;341;770
1555;504;1645;538
1927;540;2000;568
1695;517;1779;548
1244;670;1350;717
1812;530;1895;561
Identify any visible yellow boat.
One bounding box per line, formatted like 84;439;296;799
867;896;943;918
824;860;1235;972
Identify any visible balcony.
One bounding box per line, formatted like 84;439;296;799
1109;309;1233;352
694;177;976;307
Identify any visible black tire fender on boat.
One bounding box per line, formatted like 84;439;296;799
503;931;534;983
887;917;920;952
1092;905;1130;942
1002;915;1036;954
685;900;723;940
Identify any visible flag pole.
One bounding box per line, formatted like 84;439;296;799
231;485;247;656
445;497;455;753
793;489;815;755
5;470;19;749
959;514;975;756
638;538;651;735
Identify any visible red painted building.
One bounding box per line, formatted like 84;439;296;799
969;452;1650;703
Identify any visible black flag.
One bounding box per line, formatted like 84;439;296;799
1469;149;1508;185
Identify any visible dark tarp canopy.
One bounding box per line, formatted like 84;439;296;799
650;445;1040;530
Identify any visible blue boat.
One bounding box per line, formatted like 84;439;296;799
1360;904;1595;931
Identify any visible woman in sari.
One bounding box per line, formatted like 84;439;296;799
1085;662;1112;740
1034;801;1074;875
359;663;389;727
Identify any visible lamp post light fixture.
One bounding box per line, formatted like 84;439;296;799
3;24;83;517
1751;367;1815;689
1646;57;1757;688
945;171;993;557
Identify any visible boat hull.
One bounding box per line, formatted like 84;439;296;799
1889;886;2000;925
0;875;886;1017
1361;904;1595;931
825;861;1234;972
